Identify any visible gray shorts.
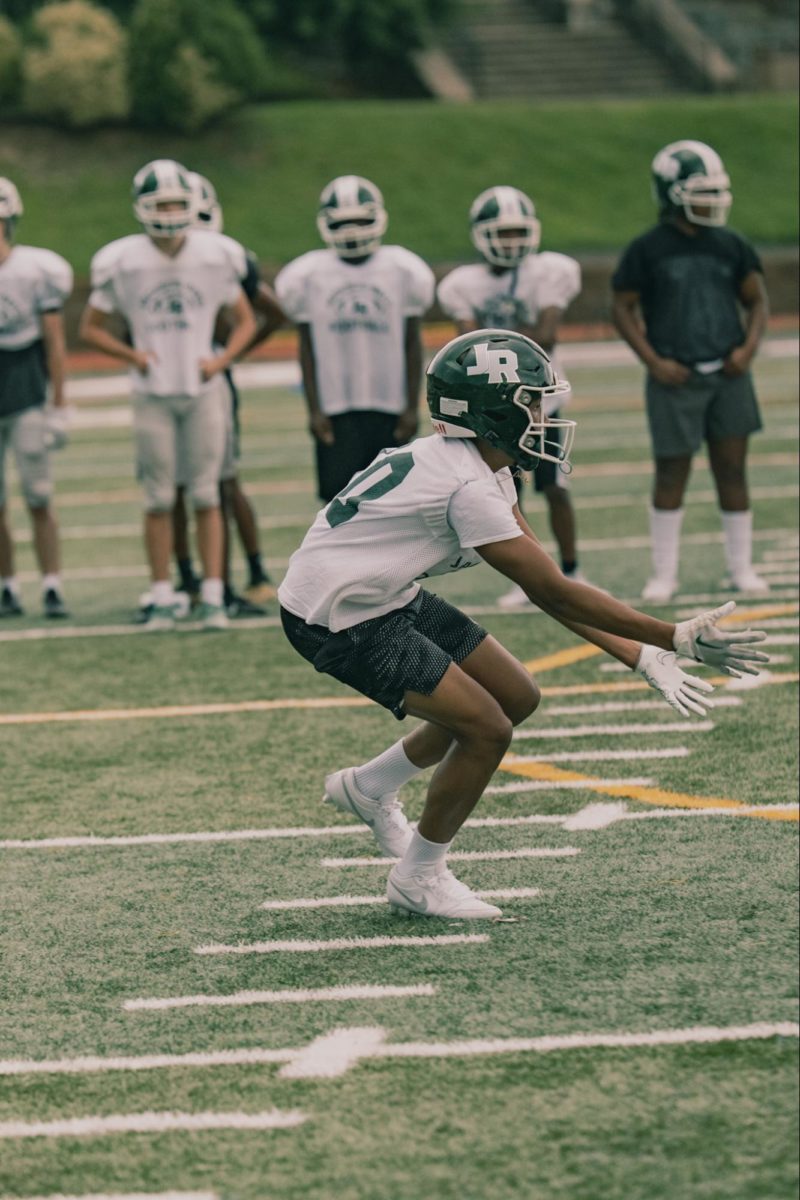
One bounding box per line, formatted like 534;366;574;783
134;380;227;512
0;406;52;508
646;369;762;458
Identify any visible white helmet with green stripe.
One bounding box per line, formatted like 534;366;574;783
470;186;541;268
651;140;732;227
317;175;388;259
132;159;195;238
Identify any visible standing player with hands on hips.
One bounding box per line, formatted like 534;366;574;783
279;329;769;921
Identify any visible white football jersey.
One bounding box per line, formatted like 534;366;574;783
0;245;73;350
278;434;521;631
437;252;580;413
275;244;435;416
88;230;246;396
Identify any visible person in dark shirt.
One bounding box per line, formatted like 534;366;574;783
612;139;769;602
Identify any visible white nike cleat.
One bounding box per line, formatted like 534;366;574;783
387;864;503;919
497;583;535;609
323;766;412;857
724;570;771;596
143;604;176;632
198;601;229;631
641;577;678;603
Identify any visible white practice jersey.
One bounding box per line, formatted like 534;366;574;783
0;245;73;351
275;244;435;416
278;434;521;631
88;230;246;397
437;252;580;413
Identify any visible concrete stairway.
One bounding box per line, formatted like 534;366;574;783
440;0;690;99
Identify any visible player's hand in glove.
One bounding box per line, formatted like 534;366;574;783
44;406;71;451
673;600;769;677
636;645;715;718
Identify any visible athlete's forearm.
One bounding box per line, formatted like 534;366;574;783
41;312;66;406
80;317;142;367
611;294;658;369
404;317;423;411
552;616;641;669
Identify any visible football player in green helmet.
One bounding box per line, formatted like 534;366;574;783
278;327;768;921
613;140;770;602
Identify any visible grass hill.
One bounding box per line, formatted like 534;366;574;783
0;93;797;272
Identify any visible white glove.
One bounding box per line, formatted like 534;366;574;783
636;645;715;717
673;600;769;677
44;406;71;451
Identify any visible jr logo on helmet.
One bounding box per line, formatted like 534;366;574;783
466;342;520;384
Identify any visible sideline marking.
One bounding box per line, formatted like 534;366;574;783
542;697;742;715
0;1109;306;1141
498;758;799;822
488;748;690;769
259;887;543;912
194;933;490;956
2;1023;793;1083
124;983;437;1012
511;720;714;739
322;847;580;868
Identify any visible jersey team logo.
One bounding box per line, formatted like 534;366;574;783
139;281;204;318
466;341;521;384
0;292;24;332
327;284;391;334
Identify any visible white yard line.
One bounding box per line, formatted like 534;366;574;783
322;848;580;868
194;933;490;956
2;1022;793;1082
259;887;543;912
541;698;742;716
124;982;436;1012
3;1194;219;1200
487;748;690;770
762;633;799;645
512;721;713;740
278;1027;387;1080
0;1109;306;1141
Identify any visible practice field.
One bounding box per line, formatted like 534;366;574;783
1;346;798;1200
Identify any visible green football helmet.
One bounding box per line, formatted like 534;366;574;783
470;186;541;268
188;171;223;233
132;159;195;238
317;175;388;259
651;140;732;227
0;176;23;239
427;329;574;471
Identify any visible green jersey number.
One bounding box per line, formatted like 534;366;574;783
326;450;415;528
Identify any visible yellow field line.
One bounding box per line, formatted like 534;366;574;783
523;644;604;673
0;673;795;727
722;602;799;623
498;757;798;822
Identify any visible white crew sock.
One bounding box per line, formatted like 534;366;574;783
649;506;684;583
2;576;20;597
41;573;61;594
721;509;753;579
201;577;223;607
355;740;423;799
396;829;451;879
152;580;175;608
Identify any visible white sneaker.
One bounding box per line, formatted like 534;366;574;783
198;601;229;631
725;570;771;596
497;583;534;609
143;604;176;632
387;864;502;919
323;766;413;857
641;577;678;603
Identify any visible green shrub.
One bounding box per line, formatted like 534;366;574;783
129;0;268;131
22;1;129;128
0;16;23;106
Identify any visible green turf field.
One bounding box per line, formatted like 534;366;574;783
0;348;798;1199
1;93;797;268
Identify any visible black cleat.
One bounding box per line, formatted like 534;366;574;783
43;588;70;619
0;586;23;617
225;592;267;618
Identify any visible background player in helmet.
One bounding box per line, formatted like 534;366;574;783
437;186;585;608
275;175;434;502
0;176;72;620
80;159;256;631
168;170;286;618
278;328;768;921
612;139;770;603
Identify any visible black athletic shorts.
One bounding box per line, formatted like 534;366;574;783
316;410;401;502
281;589;488;720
